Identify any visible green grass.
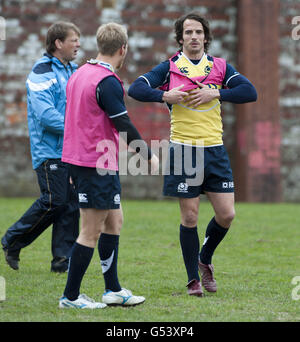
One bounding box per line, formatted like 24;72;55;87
0;198;299;322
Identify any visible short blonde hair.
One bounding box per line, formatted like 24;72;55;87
96;23;128;56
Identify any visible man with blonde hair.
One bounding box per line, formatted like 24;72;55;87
59;23;158;309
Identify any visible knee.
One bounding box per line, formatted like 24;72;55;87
182;208;198;227
113;216;123;235
217;209;235;228
78;229;100;248
103;214;123;235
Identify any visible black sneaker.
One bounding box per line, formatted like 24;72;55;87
51;256;69;273
3;248;20;270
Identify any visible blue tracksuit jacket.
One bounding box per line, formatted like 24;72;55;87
26;53;77;169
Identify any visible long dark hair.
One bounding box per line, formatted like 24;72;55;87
174;12;212;53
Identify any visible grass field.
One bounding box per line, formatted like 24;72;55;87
0;197;299;322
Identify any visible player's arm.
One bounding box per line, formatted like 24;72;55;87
128;61;187;104
184;63;257;107
97;76;152;161
219;64;257;104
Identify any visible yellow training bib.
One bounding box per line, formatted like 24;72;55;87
170;53;223;146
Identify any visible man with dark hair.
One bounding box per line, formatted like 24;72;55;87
129;12;257;297
46;22;80;55
174;13;212;53
1;22;81;272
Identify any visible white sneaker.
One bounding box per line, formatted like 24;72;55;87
59;294;107;309
102;288;145;306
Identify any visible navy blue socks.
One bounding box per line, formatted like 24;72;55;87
98;233;121;292
180;217;229;283
63;233;122;301
199;217;228;265
179;224;200;282
63;242;94;301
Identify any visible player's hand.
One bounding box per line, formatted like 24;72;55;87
162;84;188;104
184;81;220;108
149;153;159;174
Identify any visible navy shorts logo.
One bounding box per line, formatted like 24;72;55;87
79;193;88;203
113;194;120;205
177;182;189;193
222;181;234;189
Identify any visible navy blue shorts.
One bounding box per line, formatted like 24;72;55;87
163;143;234;198
70;165;121;210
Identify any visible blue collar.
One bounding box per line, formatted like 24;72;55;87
43;53;77;70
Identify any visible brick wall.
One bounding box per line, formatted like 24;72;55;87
0;0;299;201
279;1;300;201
